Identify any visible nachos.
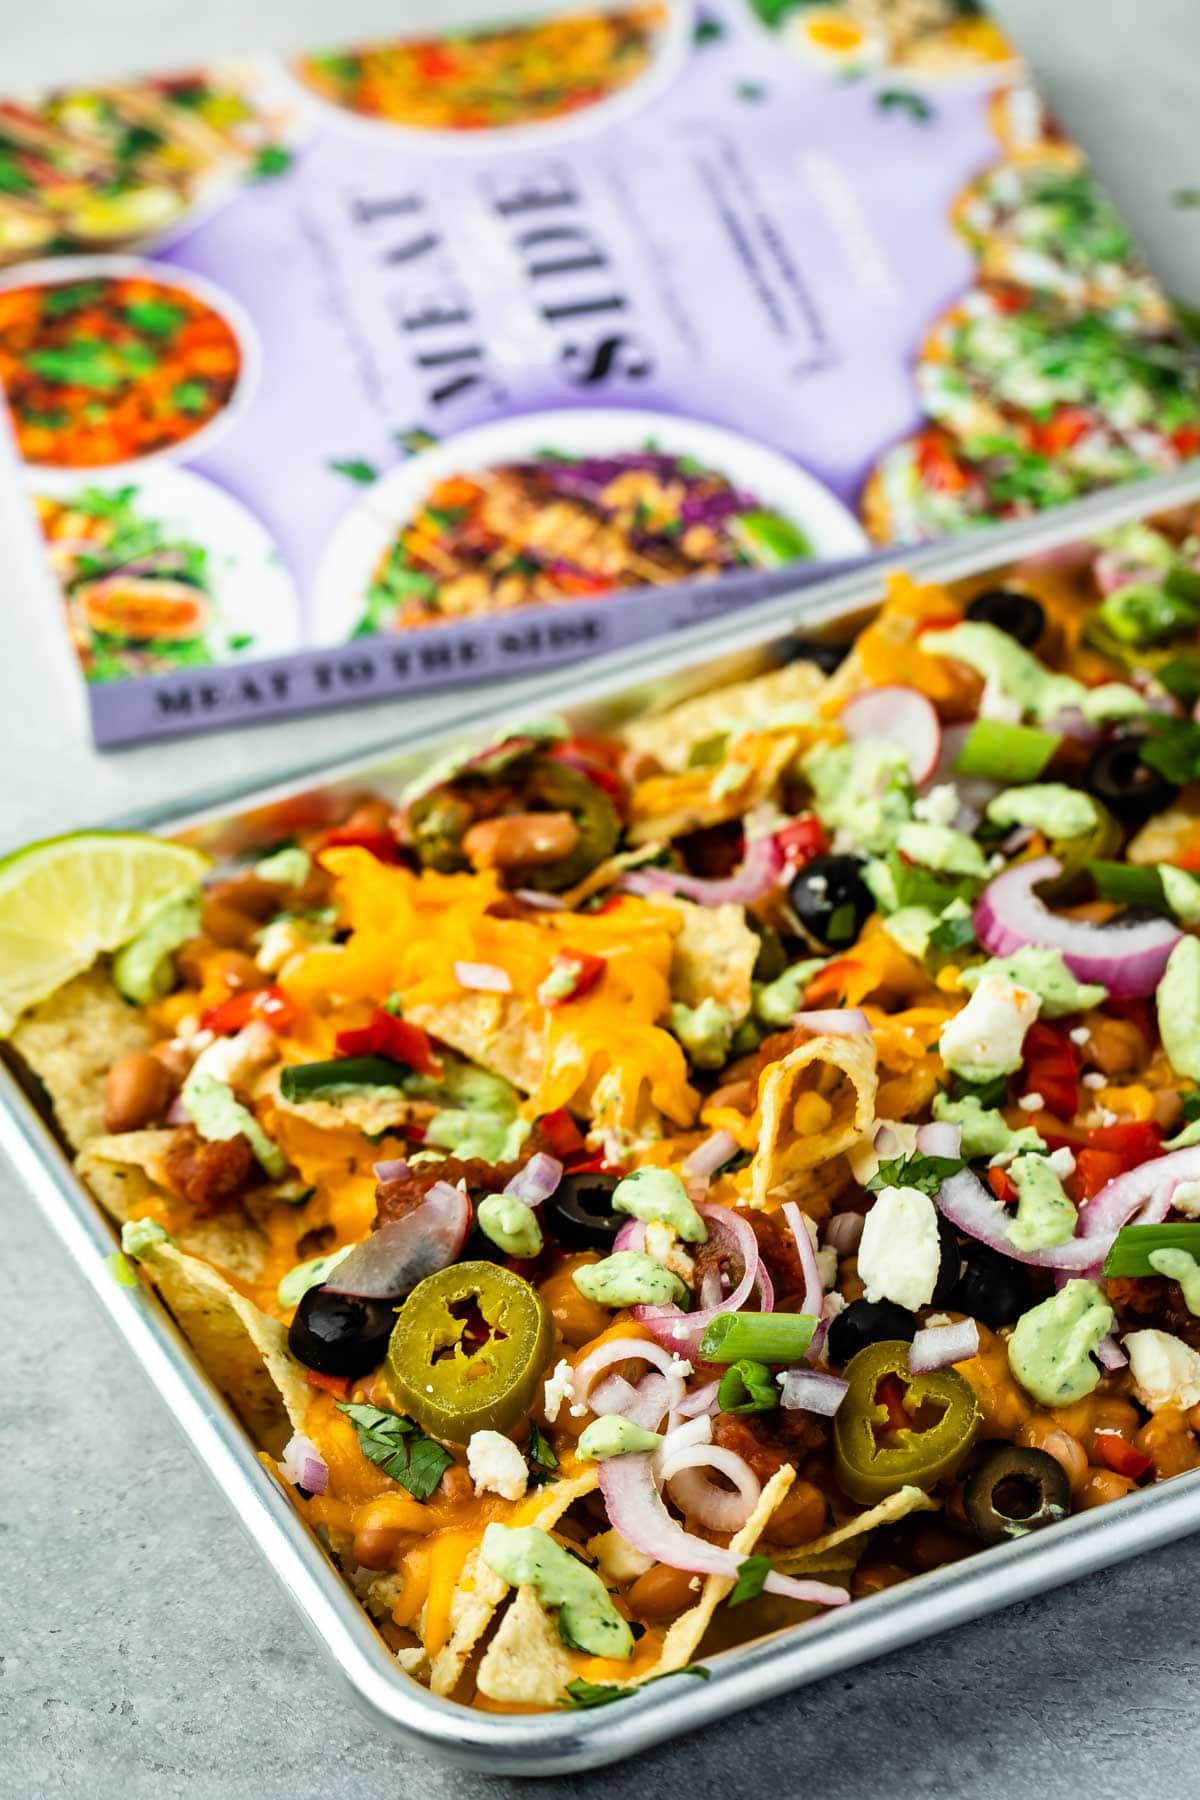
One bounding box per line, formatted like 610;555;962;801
11;514;1200;1709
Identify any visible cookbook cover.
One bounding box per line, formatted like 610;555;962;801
1;0;1195;743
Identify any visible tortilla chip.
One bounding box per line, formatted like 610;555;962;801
77;1131;270;1283
772;1485;939;1570
427;1469;599;1697
749;1033;877;1210
395;1645;432;1682
664;897;760;1020
653;1463;796;1674
272;1083;431;1137
625;733;802;847
621;662;826;773
475;1586;575;1707
407;992;545;1097
125;1234;308;1454
11;966;150;1150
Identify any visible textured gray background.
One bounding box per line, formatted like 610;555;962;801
4;3;1200;1796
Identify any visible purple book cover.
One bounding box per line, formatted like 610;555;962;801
0;0;1194;743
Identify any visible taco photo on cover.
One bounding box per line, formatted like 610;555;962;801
746;0;1014;79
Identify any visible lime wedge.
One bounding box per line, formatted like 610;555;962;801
0;832;210;1034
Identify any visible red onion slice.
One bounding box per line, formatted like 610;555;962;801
683;1129;739;1182
324;1179;470;1298
841;684;941;786
778;1368;848;1415
916;1121;962;1159
1077;1146;1200;1246
823;1212;864;1257
974;855;1180;997
453;959;512;993
634;1204;769;1358
505;1152;562;1205
513;888;567;911
599;1453;847;1608
935;1167;1102;1272
279;1431;328;1496
793;1008;870;1036
618;832;784;908
909;1319;980;1373
675;1379;721;1418
572;1335;688;1409
782;1201;824;1318
660;1447;761;1534
1095;1333;1129;1372
372;1157;411;1182
614;1217;646;1253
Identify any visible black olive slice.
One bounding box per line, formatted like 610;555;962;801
546;1171;622;1252
788;853;874;950
287;1285;396;1378
965;587;1046;649
1082;737;1178;826
826;1299;918;1367
963;1444;1071;1544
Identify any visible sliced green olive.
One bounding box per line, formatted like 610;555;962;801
962;1444;1071;1544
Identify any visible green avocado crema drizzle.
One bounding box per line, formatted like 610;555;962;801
183;1071;287;1179
480;1524;634;1659
573;1251;687;1308
1008;1280;1115;1406
1148;1249;1200;1316
611;1168;708;1242
923;620;1147;726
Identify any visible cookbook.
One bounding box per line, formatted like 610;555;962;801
1;0;1194;743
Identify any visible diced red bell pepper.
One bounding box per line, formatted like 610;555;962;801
536;949;607;1008
305;1370;350;1398
1070;1120;1162;1203
1070;1148;1126;1205
1020;1021;1078;1122
1035;406;1092;455
201;985;296;1036
916;434;970;494
775;815;829;869
1172;841;1200;873
803;958;859;1007
334;1009;442;1077
416;44;458;78
1094;1433;1152;1481
1172;425;1200;459
587;894;625;916
915;614;965;637
320;826;403;863
988;1166;1018;1205
536;1108;586;1159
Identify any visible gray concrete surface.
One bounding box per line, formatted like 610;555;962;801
5;2;1200;1796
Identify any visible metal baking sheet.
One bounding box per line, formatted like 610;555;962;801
7;461;1200;1775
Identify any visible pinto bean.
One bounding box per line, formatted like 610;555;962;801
438;1464;475;1506
104;1052;174;1133
626;1562;700;1620
353;1523;406;1570
1016;1420;1089;1496
1076;1467;1137;1509
462;810;579;872
200;893;262;950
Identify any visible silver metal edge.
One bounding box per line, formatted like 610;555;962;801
8;459;1200;1772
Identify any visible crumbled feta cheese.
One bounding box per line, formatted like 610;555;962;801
1170;1180;1200;1218
542;1358;575;1425
939;975;1040;1082
1069;1026;1091;1046
817;1245;838;1289
913;784;960;829
587;1528;655;1584
1018;1092;1044;1113
1081;1071;1105;1090
1047;1147;1076;1179
466;1430;528;1502
666;1354;694;1381
1125;1330;1200;1412
189;1018;275;1090
857;1185;941;1312
643;1219;696;1284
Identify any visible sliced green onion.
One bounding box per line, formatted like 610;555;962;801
954;719;1060;783
1103;1222;1200;1277
716;1358;779;1414
279;1055;409;1100
699;1311;818;1364
1088;861;1167;908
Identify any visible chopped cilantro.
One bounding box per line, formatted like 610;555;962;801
867;1151;964;1196
727;1554;773;1607
337;1402;451;1500
524;1420;559;1489
124;298;186;338
928;911;977;951
172;380;209;415
42;281;105;317
947;1070;1009;1109
1181;1092;1200;1124
1157;656;1200;707
1139;717;1200;784
561;1666;710;1708
877;88;934;123
253;144;293;178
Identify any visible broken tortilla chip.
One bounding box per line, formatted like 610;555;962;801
475;1585;575;1707
11;966;149;1150
624;732;802;847
123;1233;309;1455
620;661;827;773
652;1463;796;1675
406;991;546;1097
427;1468;599;1697
77;1131;270;1284
772;1485;939;1570
664;898;760;1020
748;1032;877;1210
